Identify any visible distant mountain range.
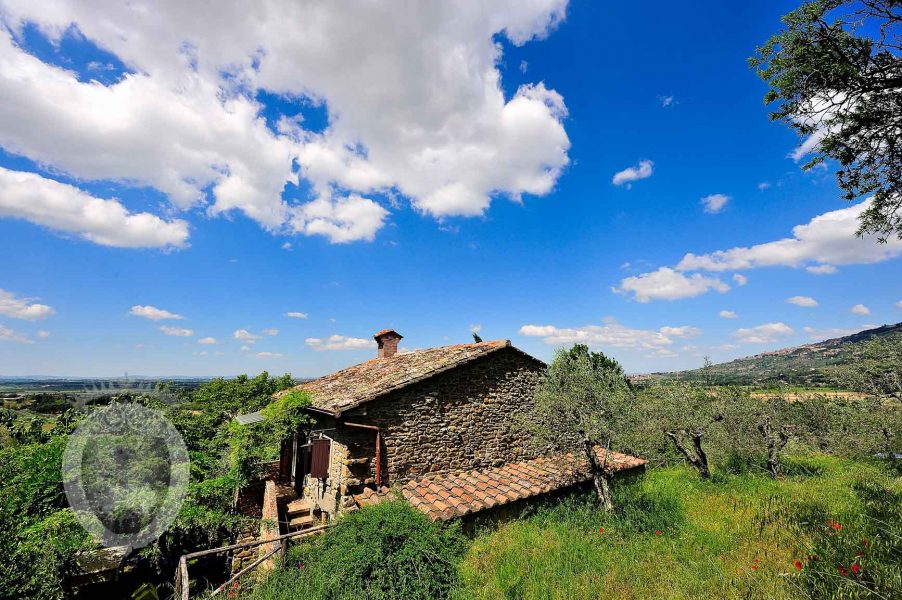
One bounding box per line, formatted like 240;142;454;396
654;322;902;387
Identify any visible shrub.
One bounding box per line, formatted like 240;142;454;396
252;500;467;600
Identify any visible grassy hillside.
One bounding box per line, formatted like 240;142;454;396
455;456;901;599
660;322;902;387
251;454;901;600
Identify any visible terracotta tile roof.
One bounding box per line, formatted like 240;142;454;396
275;339;532;416
352;449;647;521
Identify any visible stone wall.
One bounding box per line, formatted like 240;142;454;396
299;429;352;516
344;346;548;485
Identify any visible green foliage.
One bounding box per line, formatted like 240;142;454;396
228;389;311;485
777;477;902;598
526;344;632;451
0;372;302;597
251;500;467;600
751;0;902;240
458;455;901;599
524;344;634;507
829;333;902;398
15;510;94;600
673;324;902;388
0;437;93;599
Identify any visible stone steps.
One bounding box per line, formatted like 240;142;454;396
288;514;315;529
285;499;312;518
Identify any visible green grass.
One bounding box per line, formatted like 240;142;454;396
245;455;900;599
455;455;901;599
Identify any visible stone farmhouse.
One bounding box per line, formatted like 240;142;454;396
237;329;645;546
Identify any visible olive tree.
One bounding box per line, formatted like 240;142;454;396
636;381;732;479
524;344;633;510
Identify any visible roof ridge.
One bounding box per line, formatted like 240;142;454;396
276;338;521;415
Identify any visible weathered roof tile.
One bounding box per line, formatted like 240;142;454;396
354;449;647;521
274;340;541;415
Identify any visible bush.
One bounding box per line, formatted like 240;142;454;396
251;500;467;600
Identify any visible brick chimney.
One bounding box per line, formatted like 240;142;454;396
374;329;403;358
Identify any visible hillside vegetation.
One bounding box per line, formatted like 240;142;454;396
663;323;902;388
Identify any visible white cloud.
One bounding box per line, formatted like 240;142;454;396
281;242;292;250
129;305;184;321
758;182;771;191
285;312;308;319
160;325;194;337
897;300;902;309
263;328;279;336
518;318;700;349
717;343;739;350
612;160;653;187
233;329;261;342
0;288;54;320
36;330;50;338
305;335;376;351
733;322;793;344
256;351;284;359
0;167;189;249
192;351;208;356
615;267;729;303
660;95;674;108
676;199;902;273
621;199;902;303
290;194;388;243
806;264;838;275
197;337;217;345
851;303;870;316
719;310;738;319
0;324;31;343
0;2;571;242
786;296;818;307
700;193;730;214
658;326;702;338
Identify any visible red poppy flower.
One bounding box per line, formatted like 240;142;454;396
851;563;860;575
228;593;236;599
298;562;305;570
838;565;848;576
599;527;605;534
829;520;842;531
655;530;662;536
793;560;803;570
862;538;869;547
751;565;757;571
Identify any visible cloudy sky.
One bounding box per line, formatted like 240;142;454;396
0;0;900;376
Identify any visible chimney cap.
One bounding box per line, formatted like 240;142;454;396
373;329;403;341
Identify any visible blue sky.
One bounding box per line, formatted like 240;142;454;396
0;1;899;377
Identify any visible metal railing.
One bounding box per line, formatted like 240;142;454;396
174;524;333;599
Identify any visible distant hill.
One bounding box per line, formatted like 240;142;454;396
655;322;902;387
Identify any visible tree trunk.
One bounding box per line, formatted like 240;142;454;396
691;432;711;479
582;434;614;511
759;417;791;479
665;430;711;479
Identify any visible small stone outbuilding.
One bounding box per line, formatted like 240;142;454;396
247;329;645;527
